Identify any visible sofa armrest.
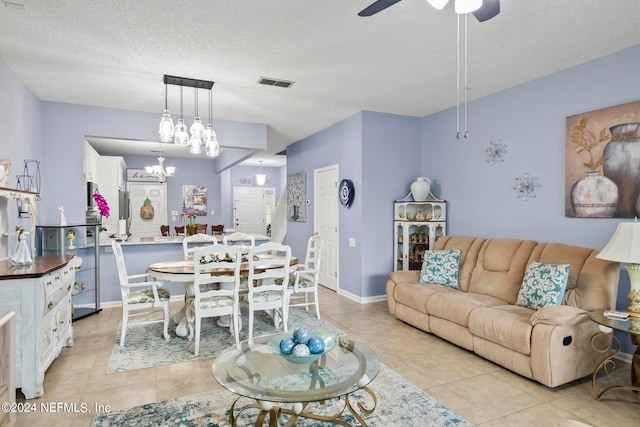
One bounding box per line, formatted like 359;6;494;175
389;270;420;284
530;305;587;326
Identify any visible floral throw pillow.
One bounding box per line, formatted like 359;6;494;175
516;262;570;310
419;249;462;289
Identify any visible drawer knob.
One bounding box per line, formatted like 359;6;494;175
48;302;53;309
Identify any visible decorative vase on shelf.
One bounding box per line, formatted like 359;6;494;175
410;177;431;201
602;122;640;217
570;170;618;217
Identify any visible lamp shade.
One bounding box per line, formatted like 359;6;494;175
596;221;640;263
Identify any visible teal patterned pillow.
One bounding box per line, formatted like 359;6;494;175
516;262;570;310
419;249;461;289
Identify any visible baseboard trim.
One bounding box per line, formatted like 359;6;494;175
336;289;386;304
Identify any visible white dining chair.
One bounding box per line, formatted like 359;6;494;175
111;240;171;346
244;242;292;341
288;232;324;319
190;244;243;356
182;233;218;260
223;232;256;248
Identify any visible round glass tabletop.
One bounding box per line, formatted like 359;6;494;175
212;332;380;404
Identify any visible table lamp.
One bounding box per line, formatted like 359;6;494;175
596;219;640;317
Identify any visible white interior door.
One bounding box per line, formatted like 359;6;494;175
234;187;267;235
314;165;338;291
128;182;167;237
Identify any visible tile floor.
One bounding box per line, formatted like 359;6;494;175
12;287;640;426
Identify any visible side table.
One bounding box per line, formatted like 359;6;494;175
587;311;640;400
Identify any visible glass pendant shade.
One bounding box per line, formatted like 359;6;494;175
174;118;189;146
189;136;203;154
165;166;176;176
190;116;205;139
158;109;175;142
427;0;449;10
204;124;220;157
455;0;482;14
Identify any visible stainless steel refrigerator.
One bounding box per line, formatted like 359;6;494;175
118;190;132;236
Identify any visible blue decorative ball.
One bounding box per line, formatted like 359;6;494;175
293;327;310;345
279;337;295;355
307;336;325;354
292;344;311;357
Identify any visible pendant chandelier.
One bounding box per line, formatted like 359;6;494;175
145;153;175;182
157;75;219;157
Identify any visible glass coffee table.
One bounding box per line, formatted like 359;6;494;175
212;332;380;426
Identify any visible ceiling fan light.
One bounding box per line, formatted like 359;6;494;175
158;109;175;142
174;119;189;146
426;0;449;10
455;0;482;14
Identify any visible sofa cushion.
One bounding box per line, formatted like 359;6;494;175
393;282;453;313
419;249;461;288
426;291;506;327
516;262;569;310
469;305;535;355
469;239;538;304
433;236;485;292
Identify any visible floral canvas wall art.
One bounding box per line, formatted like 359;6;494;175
182;185;207;216
287;171;306;222
565;100;640;218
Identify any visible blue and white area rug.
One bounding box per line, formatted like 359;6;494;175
107;307;343;373
91;362;473;426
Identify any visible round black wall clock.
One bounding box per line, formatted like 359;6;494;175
339;179;355;207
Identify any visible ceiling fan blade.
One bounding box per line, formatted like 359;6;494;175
472;0;500;22
358;0;403;17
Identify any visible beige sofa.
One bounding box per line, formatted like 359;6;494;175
386;235;620;388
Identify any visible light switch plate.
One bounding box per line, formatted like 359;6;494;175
349;238;356;247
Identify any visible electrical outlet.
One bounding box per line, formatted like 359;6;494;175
349;238;356;247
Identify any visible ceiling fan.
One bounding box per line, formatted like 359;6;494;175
358;0;500;22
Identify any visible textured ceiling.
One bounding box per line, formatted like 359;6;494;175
0;0;639;164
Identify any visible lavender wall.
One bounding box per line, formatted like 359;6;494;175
286;113;363;294
286;111;422;298
422;44;640;354
38;102;267;226
0;59;43;232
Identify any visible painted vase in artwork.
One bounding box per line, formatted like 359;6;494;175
602;122;640;217
410;177;431;201
570;170;618;217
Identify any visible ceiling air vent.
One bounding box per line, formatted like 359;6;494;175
258;77;294;88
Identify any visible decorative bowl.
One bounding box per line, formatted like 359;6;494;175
268;333;336;364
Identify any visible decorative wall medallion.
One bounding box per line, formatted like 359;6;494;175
339;179;355;207
485;140;508;165
514;173;541;201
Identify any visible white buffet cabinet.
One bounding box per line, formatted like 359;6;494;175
0;255;76;399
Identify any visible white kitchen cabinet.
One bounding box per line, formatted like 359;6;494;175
84;142;99;184
0;256;76;399
394;201;447;271
98;156;127;234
